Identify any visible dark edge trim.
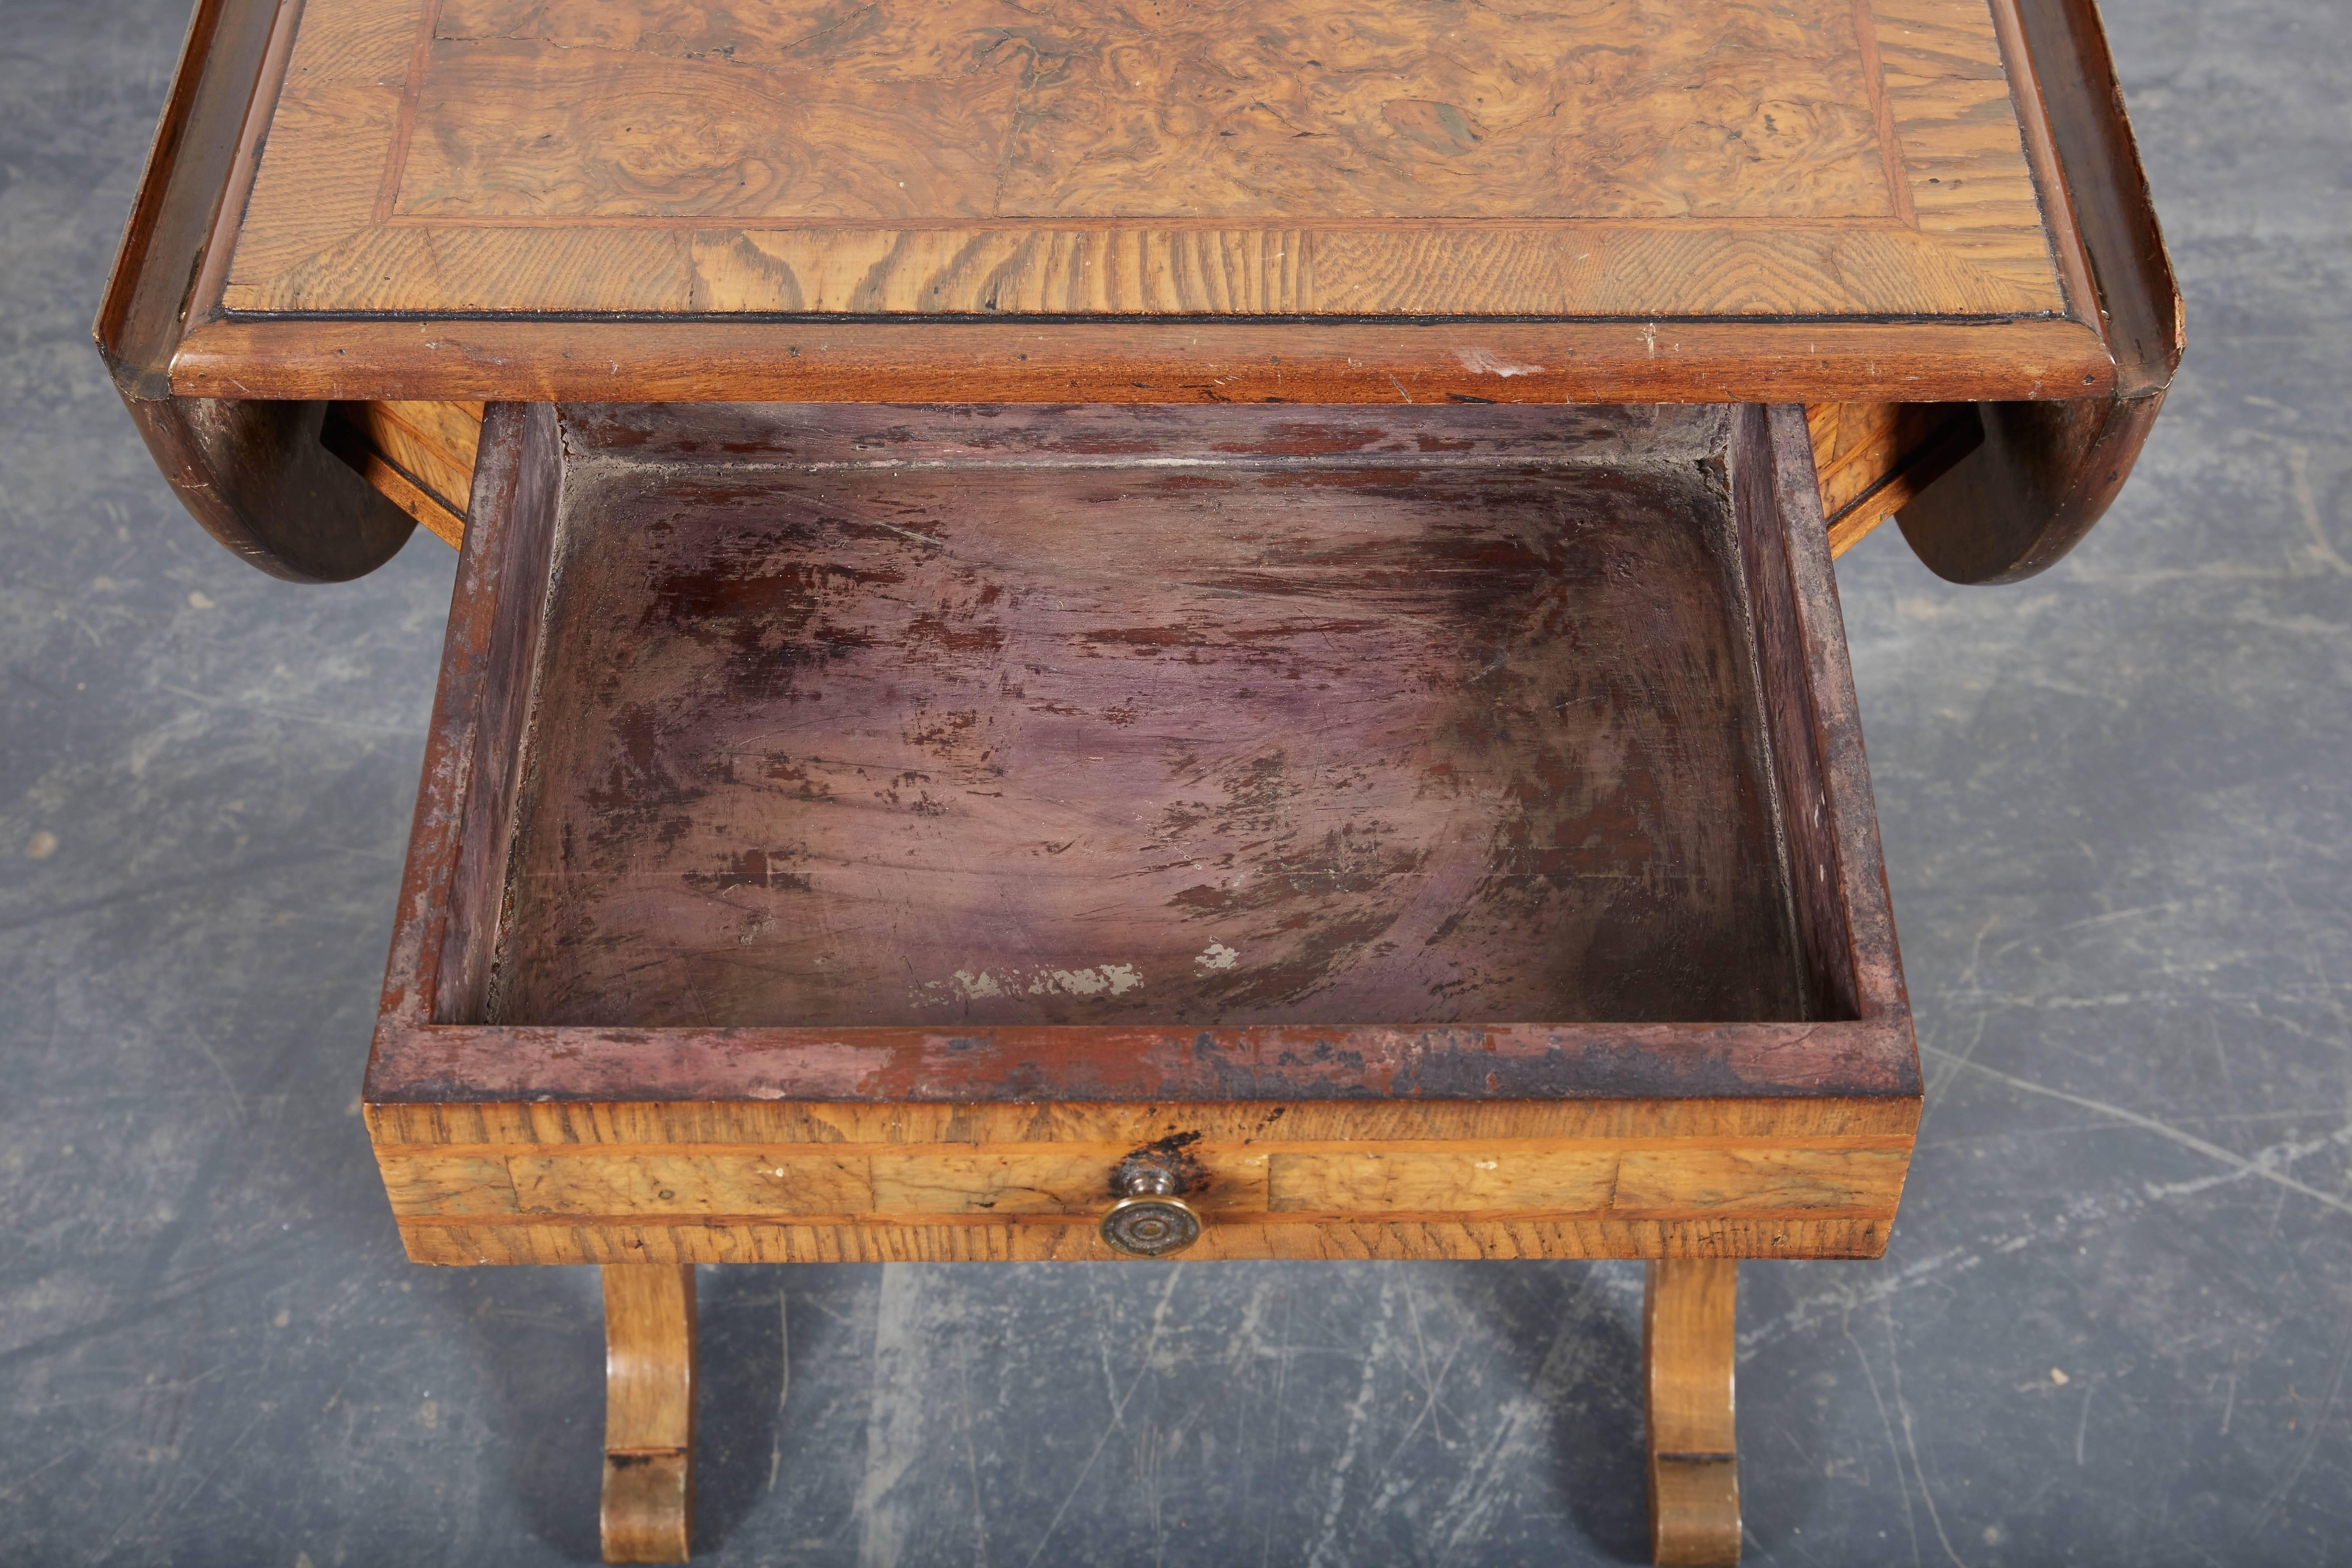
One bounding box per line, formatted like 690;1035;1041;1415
366;1019;1924;1106
2020;0;2182;392
94;0;414;583
1764;406;1914;1036
213;308;2075;329
431;404;562;1023
95;0;251;398
367;401;531;1086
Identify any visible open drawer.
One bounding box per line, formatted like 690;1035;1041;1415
364;402;1917;1266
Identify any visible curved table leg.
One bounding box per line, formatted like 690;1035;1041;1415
602;1264;697;1564
1645;1259;1741;1567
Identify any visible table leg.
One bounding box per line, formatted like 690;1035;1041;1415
601;1264;697;1564
1645;1259;1741;1566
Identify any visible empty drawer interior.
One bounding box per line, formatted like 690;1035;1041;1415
426;402;1882;1033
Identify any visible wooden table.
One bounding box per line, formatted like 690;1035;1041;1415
97;0;2179;1560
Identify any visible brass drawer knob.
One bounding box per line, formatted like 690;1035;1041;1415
1099;1159;1202;1258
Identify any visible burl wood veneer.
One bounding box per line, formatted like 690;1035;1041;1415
223;0;2065;321
365;400;1917;1269
161;0;2125;410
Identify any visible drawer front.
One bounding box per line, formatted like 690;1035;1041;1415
374;1118;1914;1265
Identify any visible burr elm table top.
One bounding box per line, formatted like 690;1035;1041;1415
155;0;2122;405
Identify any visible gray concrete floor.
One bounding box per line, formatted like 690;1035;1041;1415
4;0;2349;1561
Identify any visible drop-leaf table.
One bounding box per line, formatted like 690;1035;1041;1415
97;0;2178;1559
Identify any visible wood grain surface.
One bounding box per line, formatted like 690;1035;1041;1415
203;0;2070;331
1646;1258;1743;1564
326;435;460;544
323;398;483;543
600;1264;695;1564
398;1215;1894;1265
1809;401;1917;521
169;313;2116;407
402;0;1893;224
339;400;482;512
376;1136;1912;1221
1802;399;1985;555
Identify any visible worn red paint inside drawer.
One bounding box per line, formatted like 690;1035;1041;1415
369;403;1912;1110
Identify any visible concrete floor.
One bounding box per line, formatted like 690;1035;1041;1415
5;0;2349;1561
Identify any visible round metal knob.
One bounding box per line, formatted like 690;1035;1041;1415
1099;1161;1203;1258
